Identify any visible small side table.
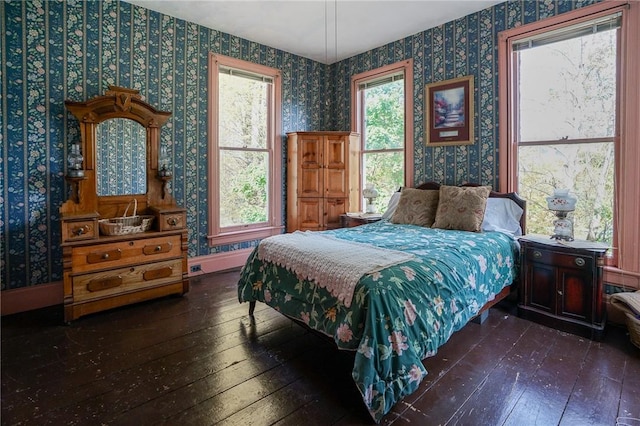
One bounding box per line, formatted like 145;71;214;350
518;235;609;340
340;213;382;228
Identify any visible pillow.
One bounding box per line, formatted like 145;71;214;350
432;185;491;232
390;188;440;226
381;189;403;220
481;197;524;236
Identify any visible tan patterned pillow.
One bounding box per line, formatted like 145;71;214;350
390;188;440;227
432;185;491;232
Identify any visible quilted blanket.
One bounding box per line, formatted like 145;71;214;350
238;220;519;422
257;231;414;307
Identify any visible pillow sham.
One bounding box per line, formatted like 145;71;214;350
381;189;403;220
390;187;440;226
481;197;524;236
432;185;491;232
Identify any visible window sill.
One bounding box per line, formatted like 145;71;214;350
603;266;640;290
207;225;284;247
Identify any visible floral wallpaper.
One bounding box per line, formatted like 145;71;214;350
96;118;147;196
1;0;595;291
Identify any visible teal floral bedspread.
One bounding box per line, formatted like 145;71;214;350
237;220;519;422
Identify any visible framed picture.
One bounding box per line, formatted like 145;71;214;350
425;75;474;146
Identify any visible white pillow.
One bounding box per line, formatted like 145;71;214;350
381;190;403;220
481;197;524;236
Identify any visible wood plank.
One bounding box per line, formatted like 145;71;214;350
559;330;630;426
503;329;592;426
394;313;531;425
2;269;639;426
449;322;560;425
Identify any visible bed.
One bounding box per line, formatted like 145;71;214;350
237;182;526;422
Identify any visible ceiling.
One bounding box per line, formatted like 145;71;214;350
125;0;502;64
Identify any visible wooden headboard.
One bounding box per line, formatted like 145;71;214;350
414;182;527;234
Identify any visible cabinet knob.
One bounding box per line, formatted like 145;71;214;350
168;217;178;226
73;226;87;236
558;290;563;296
533;251;542;258
575;257;585;267
155;245;162;252
102;253;110;260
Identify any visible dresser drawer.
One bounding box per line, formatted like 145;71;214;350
72;235;182;273
157;211;186;231
72;258;183;302
525;246;593;270
62;218;99;242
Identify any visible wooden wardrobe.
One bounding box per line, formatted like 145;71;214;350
286;131;361;232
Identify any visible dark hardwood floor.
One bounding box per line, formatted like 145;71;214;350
2;269;639;425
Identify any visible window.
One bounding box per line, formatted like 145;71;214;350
499;2;640;289
515;13;619;244
351;60;414;212
208;54;283;245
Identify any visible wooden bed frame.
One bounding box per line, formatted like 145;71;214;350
248;182;526;321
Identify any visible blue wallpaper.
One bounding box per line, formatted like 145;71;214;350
96;118;147;196
1;0;595;290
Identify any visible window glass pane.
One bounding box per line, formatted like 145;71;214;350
219;150;268;227
517;29;616;142
219;73;268;149
364;79;404;150
363;151;403;212
518;143;614;244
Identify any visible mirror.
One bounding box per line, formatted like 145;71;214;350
96;118;147;196
63;85;173;217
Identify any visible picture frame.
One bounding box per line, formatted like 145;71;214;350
425;75;474;146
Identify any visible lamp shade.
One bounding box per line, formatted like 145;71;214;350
546;189;577;212
363;183;379;200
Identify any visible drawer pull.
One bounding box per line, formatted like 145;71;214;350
558;290;563;296
87;276;122;292
143;242;172;255
87;249;122;264
73;225;89;236
533;251;542;258
575;257;585;267
143;266;173;281
167;217;179;226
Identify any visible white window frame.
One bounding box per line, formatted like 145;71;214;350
207;54;283;246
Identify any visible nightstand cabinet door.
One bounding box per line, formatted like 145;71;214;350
525;260;555;314
558;265;594;323
519;238;606;340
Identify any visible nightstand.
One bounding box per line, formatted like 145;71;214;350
518;235;609;340
340;214;382;228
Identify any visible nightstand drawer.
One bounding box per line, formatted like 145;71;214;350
525;247;593;270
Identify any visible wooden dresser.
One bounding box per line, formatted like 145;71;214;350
61;86;188;323
286;131;360;232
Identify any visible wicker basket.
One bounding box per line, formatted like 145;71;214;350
99;199;154;236
610;290;640;350
626;313;640;350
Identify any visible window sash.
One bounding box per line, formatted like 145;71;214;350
513;12;621;51
358;71;404;90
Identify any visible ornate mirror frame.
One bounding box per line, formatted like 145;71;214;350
61;86;173;219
